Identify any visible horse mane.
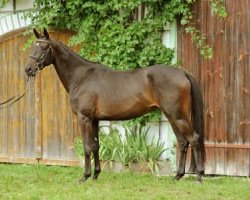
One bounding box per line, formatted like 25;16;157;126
55;39;99;65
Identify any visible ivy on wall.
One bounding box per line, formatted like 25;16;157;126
26;0;180;69
25;0;227;62
0;0;9;8
23;0;226;124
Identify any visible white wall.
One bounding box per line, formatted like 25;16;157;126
0;0;33;35
160;20;177;167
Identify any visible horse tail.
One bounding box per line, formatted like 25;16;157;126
185;72;206;173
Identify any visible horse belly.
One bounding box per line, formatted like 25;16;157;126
96;99;156;120
95;73;159;120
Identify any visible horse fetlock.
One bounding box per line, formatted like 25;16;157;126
198;170;204;175
195;170;204;182
174;173;185;181
92;169;101;180
78;174;91;183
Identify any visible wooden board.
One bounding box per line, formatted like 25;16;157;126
177;0;250;176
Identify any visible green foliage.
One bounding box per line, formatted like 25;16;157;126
74;137;84;160
74;124;167;175
26;0;227;65
122;125;166;174
0;0;8;8
180;0;227;59
210;0;227;18
124;109;162;127
26;0;179;69
99;125;122;163
185;26;213;59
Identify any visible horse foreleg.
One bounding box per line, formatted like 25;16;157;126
92;120;101;180
78;116;93;183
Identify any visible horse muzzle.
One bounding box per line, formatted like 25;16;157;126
25;66;38;77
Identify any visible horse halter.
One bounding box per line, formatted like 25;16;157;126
29;39;52;70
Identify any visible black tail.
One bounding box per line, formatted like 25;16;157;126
185;73;206;172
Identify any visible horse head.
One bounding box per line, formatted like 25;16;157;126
25;28;54;77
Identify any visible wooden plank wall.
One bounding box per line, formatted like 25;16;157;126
0;29;37;164
38;31;80;166
177;0;250;176
0;28;80;166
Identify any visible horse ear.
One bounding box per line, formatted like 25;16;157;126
44;28;50;40
33;28;41;39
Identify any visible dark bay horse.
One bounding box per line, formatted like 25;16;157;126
25;29;205;182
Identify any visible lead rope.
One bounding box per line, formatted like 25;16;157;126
0;77;30;109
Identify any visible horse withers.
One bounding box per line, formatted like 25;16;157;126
25;28;206;182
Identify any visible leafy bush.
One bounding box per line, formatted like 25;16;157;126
123;125;166;163
99;126;124;163
26;0;227;62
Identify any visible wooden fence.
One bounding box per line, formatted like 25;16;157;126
178;0;250;176
0;28;80;166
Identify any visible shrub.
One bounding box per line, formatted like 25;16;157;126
74;124;167;175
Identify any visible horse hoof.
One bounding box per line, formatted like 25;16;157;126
195;172;204;183
92;173;100;181
92;169;100;181
78;175;91;184
174;173;184;181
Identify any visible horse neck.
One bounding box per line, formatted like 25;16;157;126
51;40;92;92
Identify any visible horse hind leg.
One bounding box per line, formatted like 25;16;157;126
171;125;189;180
187;131;205;182
171;118;204;182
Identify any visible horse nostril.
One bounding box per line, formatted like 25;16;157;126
25;67;31;73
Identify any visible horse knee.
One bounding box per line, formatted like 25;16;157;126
93;145;99;152
84;145;92;157
174;119;192;135
189;133;200;148
179;140;189;152
93;139;99;152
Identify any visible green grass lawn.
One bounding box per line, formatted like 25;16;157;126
0;164;249;200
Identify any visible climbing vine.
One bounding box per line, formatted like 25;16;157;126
0;0;9;8
25;0;227;65
210;0;227;18
24;0;227;124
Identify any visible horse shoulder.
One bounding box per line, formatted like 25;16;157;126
69;68;103;115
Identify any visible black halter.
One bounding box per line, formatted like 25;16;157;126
29;39;52;70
